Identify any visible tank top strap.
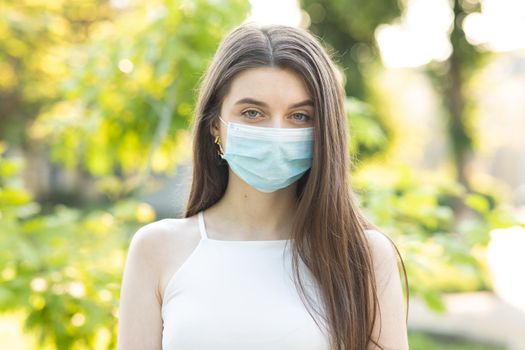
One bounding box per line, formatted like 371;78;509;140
197;211;208;239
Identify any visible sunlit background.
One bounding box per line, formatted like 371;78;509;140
1;0;524;349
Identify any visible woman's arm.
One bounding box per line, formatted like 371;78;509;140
366;230;409;350
117;223;165;350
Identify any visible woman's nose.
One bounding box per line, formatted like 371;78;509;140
270;117;284;128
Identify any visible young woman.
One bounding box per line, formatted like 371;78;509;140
117;23;409;350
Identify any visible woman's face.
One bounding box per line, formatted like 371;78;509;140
213;66;315;145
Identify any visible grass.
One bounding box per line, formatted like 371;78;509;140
409;330;507;350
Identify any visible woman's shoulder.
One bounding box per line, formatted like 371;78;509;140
125;215;202;297
363;228;398;269
126;215;201;270
128;215;200;253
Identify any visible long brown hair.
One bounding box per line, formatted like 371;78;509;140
184;22;406;350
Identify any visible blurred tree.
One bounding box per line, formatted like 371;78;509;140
0;0;249;208
300;0;402;160
0;0;117;147
300;0;402;99
0;142;150;349
353;162;516;310
31;0;249;202
301;0;489;200
425;0;489;195
0;0;122;206
345;97;388;164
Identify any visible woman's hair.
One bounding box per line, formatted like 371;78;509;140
184;22;406;350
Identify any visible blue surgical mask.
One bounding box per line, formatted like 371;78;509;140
218;116;314;193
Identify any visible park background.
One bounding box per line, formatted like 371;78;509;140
1;0;524;348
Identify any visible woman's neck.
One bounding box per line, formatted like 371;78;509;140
204;174;298;240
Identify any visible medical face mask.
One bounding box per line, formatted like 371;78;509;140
218;116;314;193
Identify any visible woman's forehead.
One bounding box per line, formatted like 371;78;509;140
222;67;312;108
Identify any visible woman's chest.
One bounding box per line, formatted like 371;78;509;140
160;242;331;349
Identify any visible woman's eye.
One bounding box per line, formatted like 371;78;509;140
291;113;311;122
241;110;261;119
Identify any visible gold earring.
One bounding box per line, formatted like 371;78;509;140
214;135;224;156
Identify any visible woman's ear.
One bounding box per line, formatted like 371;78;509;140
210;118;220;138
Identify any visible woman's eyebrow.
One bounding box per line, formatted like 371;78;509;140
234;98;268;107
289;99;314;108
234;97;314;108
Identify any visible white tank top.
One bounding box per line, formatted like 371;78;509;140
161;211;331;349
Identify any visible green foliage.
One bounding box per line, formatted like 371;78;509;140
301;0;402;98
0;146;151;349
0;0;118;145
1;0;250;347
346;97;389;161
354;163;518;310
301;0;402;160
408;331;506;350
423;0;491;189
34;0;250;179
